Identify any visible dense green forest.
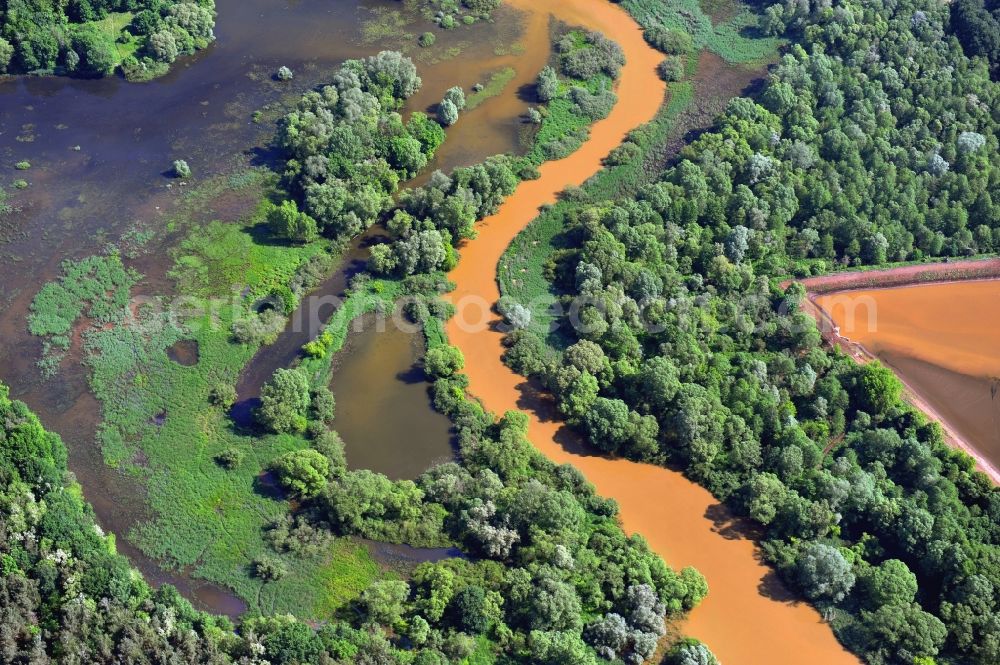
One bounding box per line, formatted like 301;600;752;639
0;375;707;663
495;0;1000;663
0;0;216;79
9;0;1000;662
950;0;999;79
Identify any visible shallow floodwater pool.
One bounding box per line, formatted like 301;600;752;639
330;315;454;480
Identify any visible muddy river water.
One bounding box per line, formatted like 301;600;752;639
445;1;859;663
0;0;543;613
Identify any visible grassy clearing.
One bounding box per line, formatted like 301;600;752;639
74;11;142;70
88;11;134;38
169;219;329;299
623;0;781;63
466;66;517;110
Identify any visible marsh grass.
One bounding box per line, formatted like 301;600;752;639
27;252;140;375
362;8;415;44
25;187;381;614
466;66;517;111
623;0;781;64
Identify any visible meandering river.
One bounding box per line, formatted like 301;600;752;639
446;1;860;662
1;0;866;659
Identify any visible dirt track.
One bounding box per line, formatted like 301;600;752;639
792;257;1000;293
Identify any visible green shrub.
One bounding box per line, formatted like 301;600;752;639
172;159;191;178
271;449;331;497
658;55;685;81
254;555;289;581
216;447;244;469
644;25;692;54
258;369;311;433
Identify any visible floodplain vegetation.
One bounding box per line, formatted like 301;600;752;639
0;0;217;80
13;0;1000;662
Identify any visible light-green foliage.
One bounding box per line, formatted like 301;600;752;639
258;369;311;433
466;66;516;110
168;218;328;298
623;0;781;63
271;449;331;497
524;33;618;165
28;253;138;338
27;252;139;375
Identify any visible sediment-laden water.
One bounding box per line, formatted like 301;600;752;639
0;0;544;612
329;315;454;479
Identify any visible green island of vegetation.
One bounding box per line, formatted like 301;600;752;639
0;0;216;80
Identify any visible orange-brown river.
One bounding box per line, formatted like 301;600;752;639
445;0;860;663
817;280;1000;480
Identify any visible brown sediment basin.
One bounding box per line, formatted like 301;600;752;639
445;0;859;663
814;279;1000;482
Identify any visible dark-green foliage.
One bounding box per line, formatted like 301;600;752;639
950;0;1000;80
0;0;216;78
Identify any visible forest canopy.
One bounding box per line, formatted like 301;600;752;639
0;0;216;79
949;0;1000;79
0;372;708;663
